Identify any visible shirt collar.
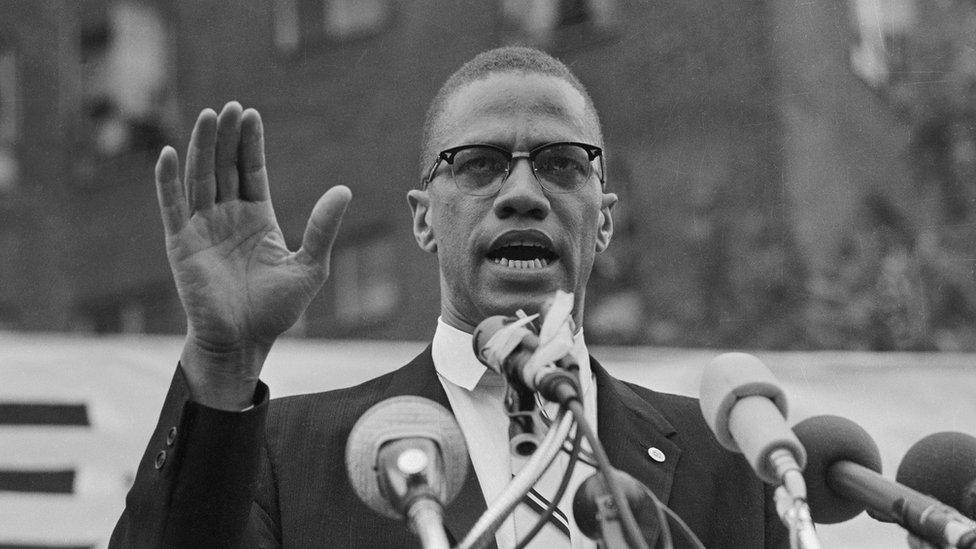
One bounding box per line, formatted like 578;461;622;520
432;317;593;394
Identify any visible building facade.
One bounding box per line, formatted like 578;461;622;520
9;0;920;348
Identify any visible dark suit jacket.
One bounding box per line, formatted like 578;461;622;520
111;346;786;548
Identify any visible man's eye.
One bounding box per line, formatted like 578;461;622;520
454;150;506;175
538;152;587;174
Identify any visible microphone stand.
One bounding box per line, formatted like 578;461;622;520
762;446;820;549
773;483;820;549
410;497;451;549
454;409;574;549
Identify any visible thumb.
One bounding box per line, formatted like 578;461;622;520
296;185;352;272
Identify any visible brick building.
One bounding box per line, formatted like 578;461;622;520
2;0;809;346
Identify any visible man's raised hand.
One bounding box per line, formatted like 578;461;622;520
155;102;351;410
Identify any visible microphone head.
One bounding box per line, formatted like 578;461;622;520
896;431;976;520
699;352;790;453
345;396;468;519
572;469;658;543
699;353;805;485
472;315;515;373
792;415;883;524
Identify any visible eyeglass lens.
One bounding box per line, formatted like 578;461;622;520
449;144;595;195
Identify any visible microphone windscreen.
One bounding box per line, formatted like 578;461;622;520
345;396;468;519
699;353;805;484
792;415;883;524
896;431;976;519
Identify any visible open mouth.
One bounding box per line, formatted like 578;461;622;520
486;239;559;269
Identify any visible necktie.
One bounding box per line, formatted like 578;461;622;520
510;394;596;548
511;448;573;548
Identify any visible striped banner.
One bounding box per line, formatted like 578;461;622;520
0;402;93;549
0;333;974;548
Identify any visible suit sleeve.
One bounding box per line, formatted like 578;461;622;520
109;365;277;548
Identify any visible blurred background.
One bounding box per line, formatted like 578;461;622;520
2;0;976;548
1;0;974;350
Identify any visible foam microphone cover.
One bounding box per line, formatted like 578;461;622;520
897;431;976;520
792;415;883;524
699;352;805;484
345;396;468;519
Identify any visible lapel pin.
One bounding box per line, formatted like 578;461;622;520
646;447;666;463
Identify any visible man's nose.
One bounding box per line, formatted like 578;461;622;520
492;158;550;219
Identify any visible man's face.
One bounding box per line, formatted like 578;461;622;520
408;72;617;332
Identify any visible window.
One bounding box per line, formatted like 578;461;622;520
500;0;617;49
274;0;301;52
325;0;390;39
81;2;176;157
848;0;916;88
332;234;399;327
0;46;17;191
274;0;393;53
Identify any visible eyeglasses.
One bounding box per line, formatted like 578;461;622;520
423;142;605;196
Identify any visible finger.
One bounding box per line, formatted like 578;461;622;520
155;146;187;235
296;185;352;270
185;108;218;213
214;102;243;203
239;108;270;202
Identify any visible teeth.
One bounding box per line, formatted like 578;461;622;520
509;240;546;248
490;257;550;268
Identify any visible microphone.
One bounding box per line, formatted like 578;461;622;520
572;469;660;548
345;396;469;549
699;353;807;488
793;415;976;548
473;315;580;405
897;432;976;521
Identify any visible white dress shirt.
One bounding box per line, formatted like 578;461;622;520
432;318;598;549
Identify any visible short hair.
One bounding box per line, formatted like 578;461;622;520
420;46;603;179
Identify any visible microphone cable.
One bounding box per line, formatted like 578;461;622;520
513;421;583;549
567;399;652;549
639;484;707;549
536;391;598;469
455;408;575;549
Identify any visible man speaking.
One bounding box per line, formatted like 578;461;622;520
111;47;785;548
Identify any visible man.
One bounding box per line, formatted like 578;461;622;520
111;47;785;548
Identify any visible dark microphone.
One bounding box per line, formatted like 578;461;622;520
473;315;580;404
572;469;659;548
699;353;807;487
897;432;976;521
794;415;976;548
345;396;469;549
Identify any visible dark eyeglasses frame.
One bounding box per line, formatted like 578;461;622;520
422;141;606;194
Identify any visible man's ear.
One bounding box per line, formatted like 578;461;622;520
596;192;618;252
407;189;437;254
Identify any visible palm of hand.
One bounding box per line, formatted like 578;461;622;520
153;103;350;408
169;200;321;351
155;104;350;366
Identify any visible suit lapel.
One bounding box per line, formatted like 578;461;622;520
592;357;682;542
380;346;494;548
